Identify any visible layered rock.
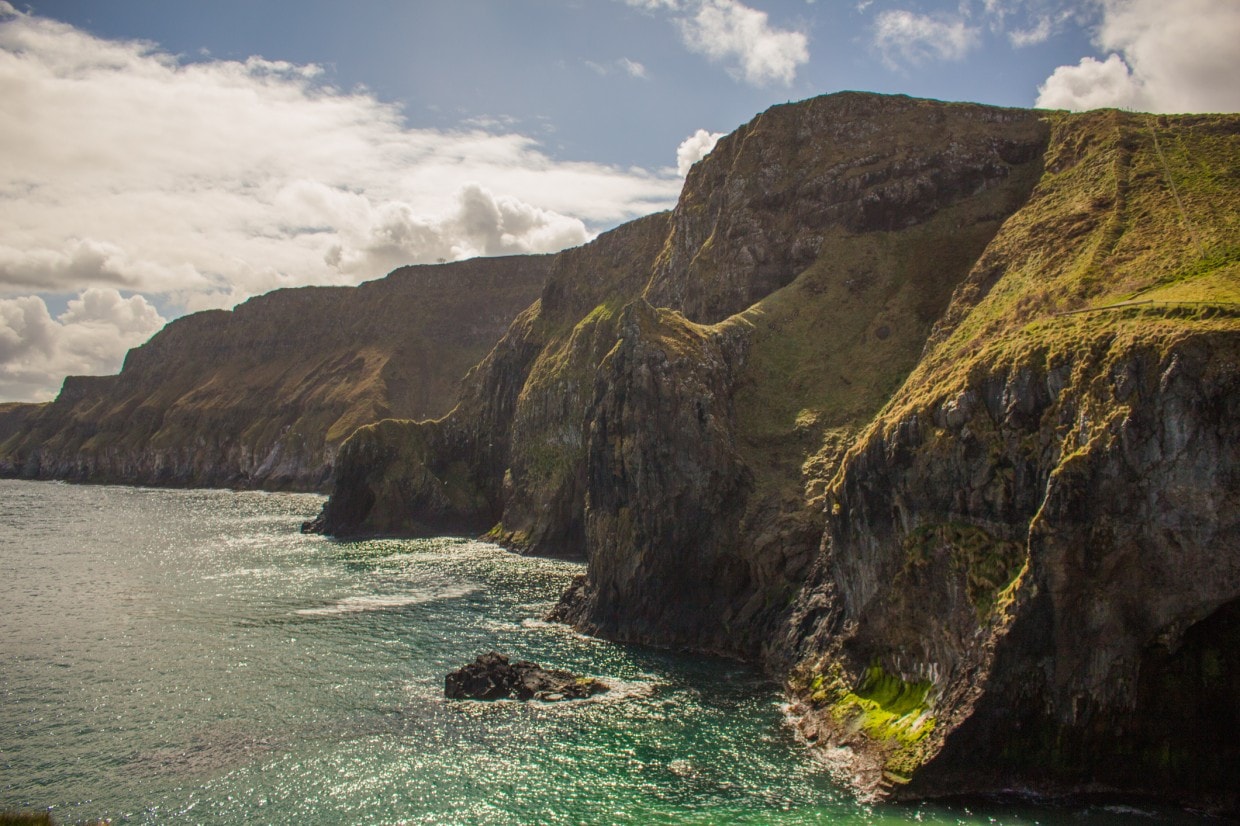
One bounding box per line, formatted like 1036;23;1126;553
0;256;547;490
12;87;1233;809
304;210;673;539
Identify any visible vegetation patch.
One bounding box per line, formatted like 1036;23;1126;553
832;665;935;743
903;522;1027;621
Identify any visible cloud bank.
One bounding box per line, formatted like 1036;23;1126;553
1036;0;1240;112
0;6;684;400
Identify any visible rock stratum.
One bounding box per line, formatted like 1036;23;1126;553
308;93;1240;812
0;257;547;489
5;91;1238;811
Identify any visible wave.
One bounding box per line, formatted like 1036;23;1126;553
295;584;479;616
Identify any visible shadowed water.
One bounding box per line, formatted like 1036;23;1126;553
0;480;1209;824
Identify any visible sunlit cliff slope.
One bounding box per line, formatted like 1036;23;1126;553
0;257;547;489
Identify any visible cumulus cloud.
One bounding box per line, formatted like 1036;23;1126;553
874;10;980;68
1037;53;1140;111
630;0;808;86
678;0;809;86
323;183;590;277
0;7;684;400
1036;0;1240;112
0;289;165;401
676;129;724;176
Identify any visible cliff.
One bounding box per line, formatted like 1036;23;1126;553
781;108;1240;810
0;256;548;489
312;93;1240;811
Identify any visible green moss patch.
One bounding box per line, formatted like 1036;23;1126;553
833;665;935;743
814;663;938;780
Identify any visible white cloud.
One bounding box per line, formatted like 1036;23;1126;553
626;0;683;11
1037;53;1139;111
677;0;810;86
0;9;684;400
1036;0;1240;112
584;57;650;79
323;182;590;277
0;289;165;401
676;129;724;176
874;10;980;68
619;57;649;79
1009;16;1053;47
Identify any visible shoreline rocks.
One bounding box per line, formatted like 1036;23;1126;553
444;652;610;702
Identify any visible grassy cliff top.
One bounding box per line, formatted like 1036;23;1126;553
866;108;1239;430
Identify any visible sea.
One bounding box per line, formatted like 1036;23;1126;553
0;479;1211;824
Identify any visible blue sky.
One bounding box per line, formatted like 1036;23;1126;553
14;0;1101;171
2;0;1238;401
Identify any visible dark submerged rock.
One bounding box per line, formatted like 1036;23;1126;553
443;652;609;701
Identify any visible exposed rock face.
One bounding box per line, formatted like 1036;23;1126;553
443;652;609;701
549;300;755;652
644;92;1045;324
304;211;673;539
0;257;547;490
315;94;1240;811
779;110;1240;813
312;94;1050;593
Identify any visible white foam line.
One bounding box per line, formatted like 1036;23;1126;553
295;585;479;616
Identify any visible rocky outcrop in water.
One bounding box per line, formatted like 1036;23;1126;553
315;94;1240;812
0;257;547;490
444;652;609;701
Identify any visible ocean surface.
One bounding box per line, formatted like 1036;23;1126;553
0;479;1209;825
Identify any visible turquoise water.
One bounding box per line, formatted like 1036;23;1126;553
0;480;1207;824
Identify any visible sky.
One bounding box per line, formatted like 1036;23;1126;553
1;0;1238;402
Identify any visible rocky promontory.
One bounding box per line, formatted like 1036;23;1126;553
314;94;1240;812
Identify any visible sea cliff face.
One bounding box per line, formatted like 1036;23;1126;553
0;257;548;490
780;109;1240;810
313;94;1240;810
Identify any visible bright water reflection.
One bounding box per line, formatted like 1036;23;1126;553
0;480;1209;824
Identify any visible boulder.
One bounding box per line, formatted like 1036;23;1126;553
443;652;609;701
